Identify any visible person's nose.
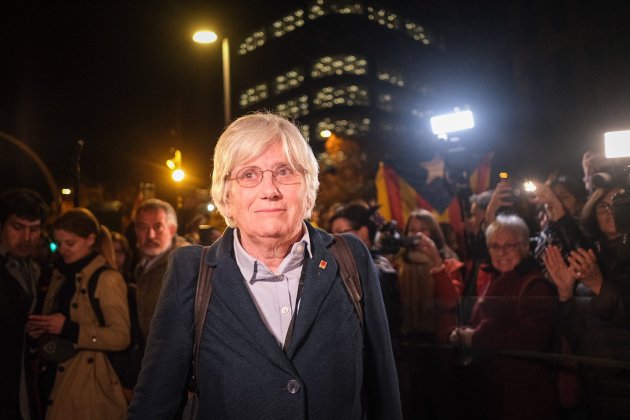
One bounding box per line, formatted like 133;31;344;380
259;170;281;197
147;227;157;239
22;229;33;243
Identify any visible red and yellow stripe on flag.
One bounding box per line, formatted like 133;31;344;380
375;162;464;235
469;151;494;194
376;162;422;228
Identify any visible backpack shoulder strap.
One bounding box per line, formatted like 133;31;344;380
191;246;214;392
330;234;363;328
87;264;115;327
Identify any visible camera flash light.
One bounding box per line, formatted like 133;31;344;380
523;180;536;193
604;130;630;158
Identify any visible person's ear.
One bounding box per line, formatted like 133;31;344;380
87;233;96;248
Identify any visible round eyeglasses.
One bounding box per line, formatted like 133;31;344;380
226;164;302;188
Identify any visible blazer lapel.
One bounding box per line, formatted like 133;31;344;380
285;227;337;358
209;251;295;374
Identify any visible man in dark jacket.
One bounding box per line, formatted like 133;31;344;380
0;189;48;420
133;198;189;347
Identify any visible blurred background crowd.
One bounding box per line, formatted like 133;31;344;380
2;146;630;419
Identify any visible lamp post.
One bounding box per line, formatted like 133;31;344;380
192;30;231;126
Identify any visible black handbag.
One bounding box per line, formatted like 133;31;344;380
38;334;77;363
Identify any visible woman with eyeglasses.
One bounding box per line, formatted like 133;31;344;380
129;112;402;419
449;214;560;420
544;182;630;419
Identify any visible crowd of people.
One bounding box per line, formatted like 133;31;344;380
1;112;629;419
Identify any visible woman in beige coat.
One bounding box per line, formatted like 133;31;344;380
27;208;129;420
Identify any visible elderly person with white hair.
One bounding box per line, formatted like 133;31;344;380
449;214;559;420
129;112;401;419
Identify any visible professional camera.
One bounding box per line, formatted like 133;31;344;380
376;220;419;255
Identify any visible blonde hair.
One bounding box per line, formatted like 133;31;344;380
211;112;320;227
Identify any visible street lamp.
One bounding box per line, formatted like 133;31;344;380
193;30;231;126
166;149;185;183
320;129;332;139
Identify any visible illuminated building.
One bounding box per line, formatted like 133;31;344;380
232;0;441;163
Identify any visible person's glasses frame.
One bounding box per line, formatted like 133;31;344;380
226;164;302;188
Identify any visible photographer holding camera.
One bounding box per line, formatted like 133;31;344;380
390;209;463;418
329;203;403;344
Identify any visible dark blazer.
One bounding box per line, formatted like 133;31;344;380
128;223;402;420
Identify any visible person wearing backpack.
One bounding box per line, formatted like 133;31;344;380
27;208;129;420
129;113;402;419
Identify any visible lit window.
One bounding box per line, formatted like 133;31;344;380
378;92;394;112
405;19;431;45
300;124;310;140
316;118;371;137
377;70;405;87
330;2;363;15
313;85;369;110
275;95;309;117
273;68;305;94
239;83;269;109
270;9;306;39
237;28;267;55
308;3;326;20
311;55;368;78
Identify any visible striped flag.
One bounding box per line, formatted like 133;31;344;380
468;151;494;194
375;160;464;235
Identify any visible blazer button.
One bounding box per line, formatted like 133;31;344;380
58;366;65;373
87;357;94;364
71;303;78;309
286;379;301;394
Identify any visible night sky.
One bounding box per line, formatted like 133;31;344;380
2;1;630;203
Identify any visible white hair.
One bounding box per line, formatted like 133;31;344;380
211;112;320;227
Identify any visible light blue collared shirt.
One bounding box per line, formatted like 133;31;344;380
233;223;312;347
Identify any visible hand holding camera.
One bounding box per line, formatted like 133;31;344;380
485;180;514;225
410;232;443;270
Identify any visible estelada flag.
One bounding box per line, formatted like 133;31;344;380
468;151;494;194
375;159;463;235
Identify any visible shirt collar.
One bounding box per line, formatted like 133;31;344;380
233;222;312;283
